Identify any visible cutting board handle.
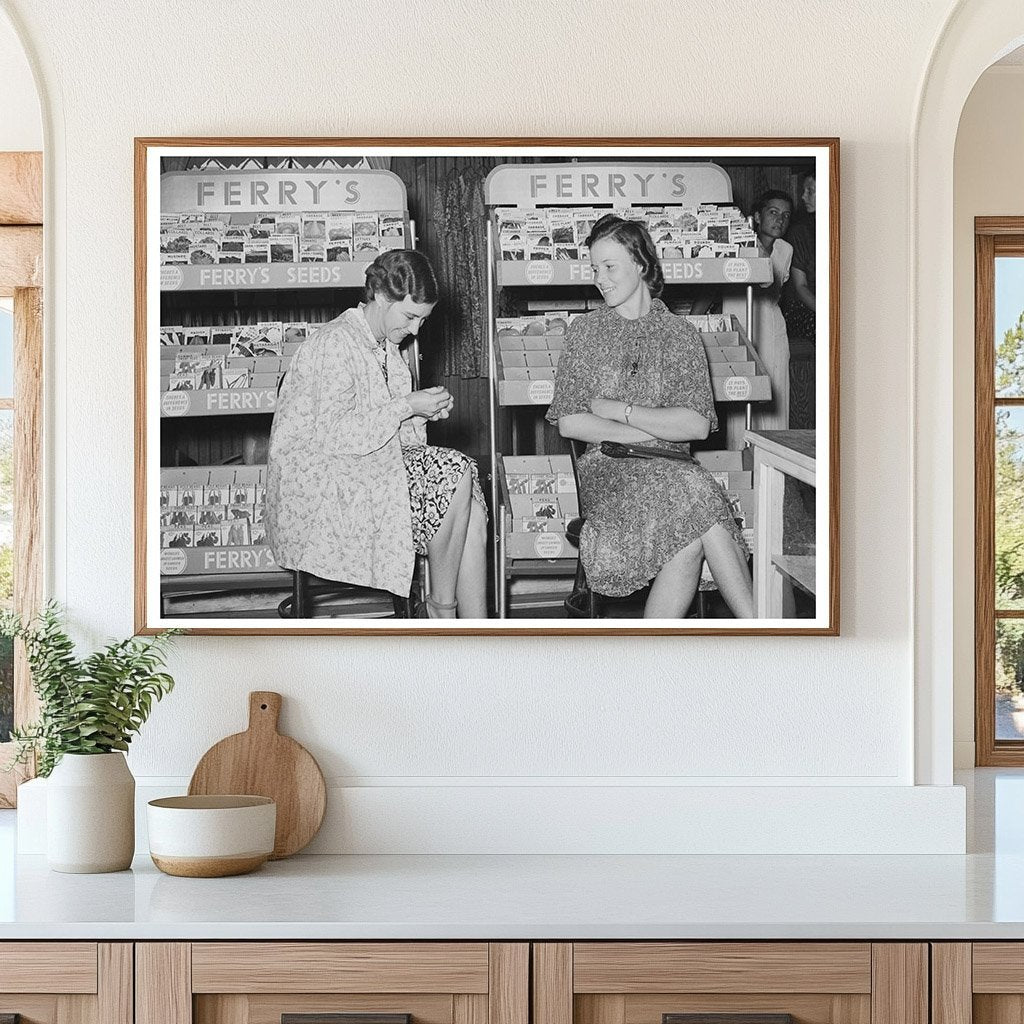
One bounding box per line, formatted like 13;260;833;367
248;691;282;734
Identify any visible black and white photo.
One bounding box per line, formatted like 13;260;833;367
137;140;838;634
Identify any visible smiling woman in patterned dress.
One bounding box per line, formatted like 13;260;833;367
266;250;487;619
546;215;754;619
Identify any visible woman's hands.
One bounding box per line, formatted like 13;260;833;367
407;385;454;421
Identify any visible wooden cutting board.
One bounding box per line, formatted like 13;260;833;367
188;691;326;859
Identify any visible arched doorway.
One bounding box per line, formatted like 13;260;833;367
913;2;1024;785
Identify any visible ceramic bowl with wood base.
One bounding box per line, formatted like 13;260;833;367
147;795;276;877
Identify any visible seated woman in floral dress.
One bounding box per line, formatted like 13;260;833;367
546;215;754;619
266;250;487;619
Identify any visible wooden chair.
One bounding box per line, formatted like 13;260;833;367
278;568;418;619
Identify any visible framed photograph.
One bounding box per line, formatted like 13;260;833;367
135;138;838;635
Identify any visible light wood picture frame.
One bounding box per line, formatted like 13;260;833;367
135;138;839;635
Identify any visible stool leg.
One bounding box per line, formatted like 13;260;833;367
294;570;308;618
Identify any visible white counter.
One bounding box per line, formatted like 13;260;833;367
0;849;1022;940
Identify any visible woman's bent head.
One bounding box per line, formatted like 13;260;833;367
586;214;664;310
364;249;439;305
364;249;438;345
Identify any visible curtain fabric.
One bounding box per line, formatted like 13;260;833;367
432;161;490;378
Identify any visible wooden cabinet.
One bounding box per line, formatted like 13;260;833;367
0;942;132;1024
532;943;928;1024
932;943;1022;1024
136;944;528;1024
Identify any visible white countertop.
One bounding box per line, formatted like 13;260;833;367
0;849;1022;940
1;769;1021;941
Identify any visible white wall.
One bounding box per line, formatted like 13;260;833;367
0;6;40;151
1;0;974;852
952;65;1024;767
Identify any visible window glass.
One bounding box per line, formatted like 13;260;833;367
997;620;1024;740
996;257;1024;397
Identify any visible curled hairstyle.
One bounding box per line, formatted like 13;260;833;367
363;249;439;305
586;214;664;299
750;189;794;220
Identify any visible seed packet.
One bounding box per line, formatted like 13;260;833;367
250;524;267;545
269;234;297;263
160;507;195;528
160;326;185;346
532;499;559;518
572;208;598;244
188;244;219;265
221;519;251;546
200;483;226;507
522;517;552;533
497;211;525;232
531;474;556;494
353;237;381;260
193;528;221;548
255;214;278;230
379;213;405;237
353;212;378;237
233;322;284;357
161;230;193;254
500;235;525;261
161;528;193;549
275;214;301;236
326;240;352;261
182;326;211;347
300;242;326;262
556;472;575;493
554;245;579;261
168;372;197;391
300;214;327;242
243;240;269;263
222;368;250;389
230;484;256;505
326;212;355;240
209;326;237;347
506;474;530;494
192;506;221;526
548;210;575;245
526;240;553;260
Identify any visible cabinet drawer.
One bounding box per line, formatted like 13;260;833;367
534;943;924;1024
139;942;528;1024
191;943;491;993
0;943;130;1024
572;944;872;994
0;942;98;993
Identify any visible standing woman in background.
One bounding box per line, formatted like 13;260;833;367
782;172;817;346
266;250;488;619
749;189;794;430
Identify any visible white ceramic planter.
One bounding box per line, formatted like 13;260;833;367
46;752;135;873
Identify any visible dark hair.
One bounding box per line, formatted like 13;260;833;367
750;189;794;220
363;249;439;304
586;214;664;298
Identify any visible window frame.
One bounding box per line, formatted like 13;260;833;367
0;151;43;807
975;217;1024;765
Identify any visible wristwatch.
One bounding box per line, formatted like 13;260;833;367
622;403;633;425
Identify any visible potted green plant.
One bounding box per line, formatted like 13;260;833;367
1;602;179;873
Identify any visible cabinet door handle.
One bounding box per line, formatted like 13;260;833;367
283;1015;411;1024
664;1016;795;1024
